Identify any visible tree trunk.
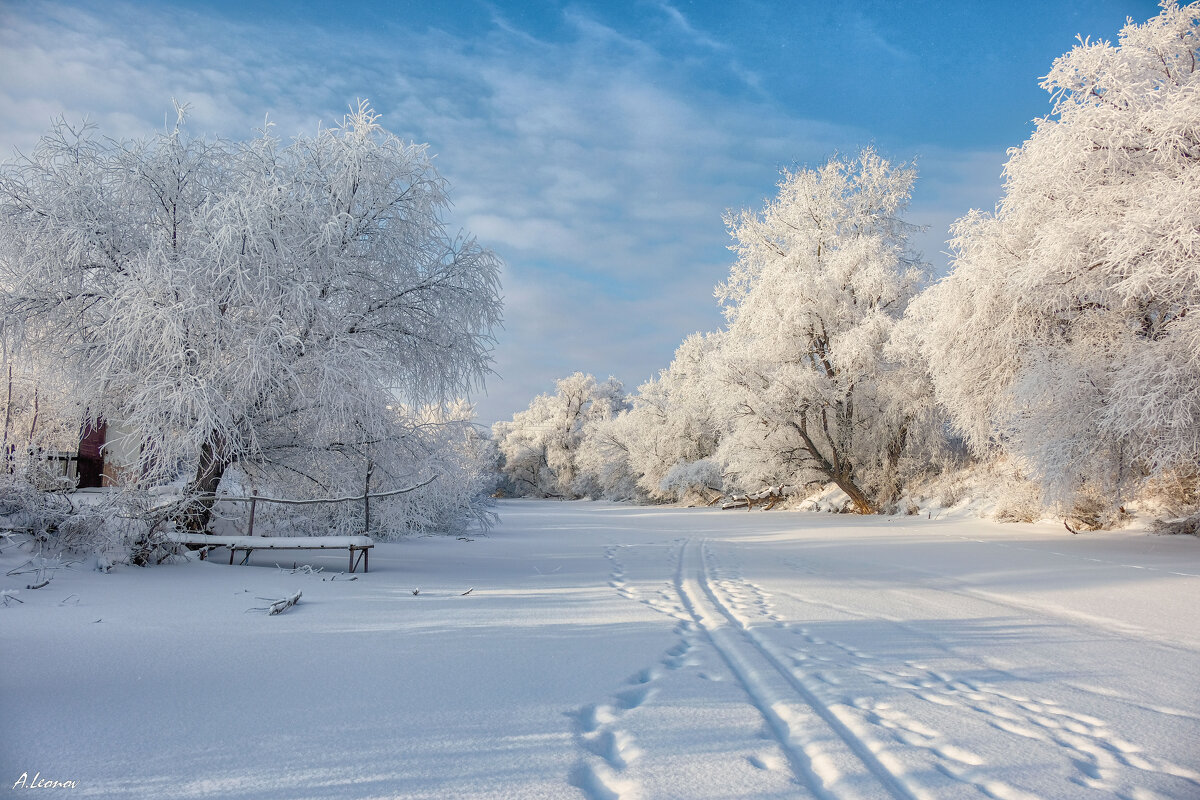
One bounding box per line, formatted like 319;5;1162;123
879;421;909;507
788;417;877;514
832;473;876;514
27;389;38;446
180;437;229;531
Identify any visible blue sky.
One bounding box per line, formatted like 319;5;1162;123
0;0;1160;425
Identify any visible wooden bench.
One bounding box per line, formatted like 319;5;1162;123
170;533;374;573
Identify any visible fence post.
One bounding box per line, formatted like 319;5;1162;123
248;490;258;537
363;460;374;534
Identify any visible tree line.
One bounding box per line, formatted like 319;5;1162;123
493;4;1200;530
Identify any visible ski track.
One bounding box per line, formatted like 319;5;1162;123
710;548;1200;800
582;536;1200;800
679;539;918;800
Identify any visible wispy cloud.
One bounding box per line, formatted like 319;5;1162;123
656;1;726;52
847;10;915;64
654;1;769;97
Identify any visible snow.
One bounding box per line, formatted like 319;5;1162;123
167;533;374;549
2;500;1198;799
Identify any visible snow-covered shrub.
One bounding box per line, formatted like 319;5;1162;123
909;3;1200;514
660;458;723;504
222;401;497;538
52;512;119;553
1142;469;1200;534
993;474;1044;524
0;476;72;541
1067;491;1131;531
1154;511;1200;536
0;475;175;564
1145;469;1200;512
922;467;970;509
380;404;499;534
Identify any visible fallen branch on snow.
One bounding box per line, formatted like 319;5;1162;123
248;591;302;615
721;486;792;511
277;563;323;575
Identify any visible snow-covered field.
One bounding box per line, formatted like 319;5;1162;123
2;500;1198;799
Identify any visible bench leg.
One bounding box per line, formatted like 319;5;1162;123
348;547;369;574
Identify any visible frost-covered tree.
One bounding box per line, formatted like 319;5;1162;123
572;409;641;501
492;373;628;498
0;355;82;486
226;400;497;536
909;3;1200;507
608;332;726;502
0;101;503;530
714;149;930;513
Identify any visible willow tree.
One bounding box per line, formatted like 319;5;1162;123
0;101;502;529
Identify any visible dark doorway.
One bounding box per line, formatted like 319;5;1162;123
77;422;107;488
